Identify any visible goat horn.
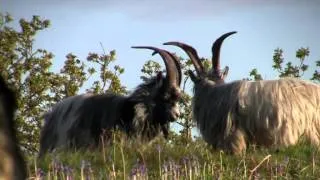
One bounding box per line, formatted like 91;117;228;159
211;31;237;72
132;46;178;87
152;51;182;86
163;42;204;76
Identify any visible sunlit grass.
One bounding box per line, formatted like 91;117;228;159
26;131;320;179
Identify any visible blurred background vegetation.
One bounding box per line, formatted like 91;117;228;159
1;13;319;179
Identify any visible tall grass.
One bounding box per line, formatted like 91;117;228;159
27;131;320;179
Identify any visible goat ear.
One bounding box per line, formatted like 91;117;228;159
188;70;199;82
221;66;229;80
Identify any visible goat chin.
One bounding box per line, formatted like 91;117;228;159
193;78;320;154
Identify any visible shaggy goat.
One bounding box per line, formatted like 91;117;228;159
164;32;320;154
0;75;27;179
39;47;182;157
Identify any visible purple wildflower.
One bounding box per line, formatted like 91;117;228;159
139;163;147;175
130;167;137;176
36;168;46;179
63;165;74;175
52;158;63;173
156;144;162;152
130;159;148;178
182;156;189;165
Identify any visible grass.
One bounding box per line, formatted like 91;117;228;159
26;132;320;179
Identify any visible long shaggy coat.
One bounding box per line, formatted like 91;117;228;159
164;31;320;154
39;47;182;156
40;78;178;153
193;78;320;153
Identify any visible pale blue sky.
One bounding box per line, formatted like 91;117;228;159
1;0;319;91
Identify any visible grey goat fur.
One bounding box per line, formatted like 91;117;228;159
164;32;320;154
39;47;182;157
0;75;27;179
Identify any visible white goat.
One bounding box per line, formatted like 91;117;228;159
164;32;320;154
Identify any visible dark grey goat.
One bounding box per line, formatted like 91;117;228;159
0;75;26;179
164;32;320;154
39;47;182;157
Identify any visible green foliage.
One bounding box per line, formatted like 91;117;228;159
86;48;126;95
0;13;55;152
140;60;162;81
249;47;319;82
312;60;320;82
249;68;263;80
0;13;125;153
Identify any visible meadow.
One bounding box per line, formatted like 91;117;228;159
27;131;320;180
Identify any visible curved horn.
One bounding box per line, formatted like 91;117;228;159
152;51;182;86
132;46;178;87
169;53;182;86
163;42;204;76
212;31;237;71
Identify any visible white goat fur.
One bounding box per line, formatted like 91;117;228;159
193;77;320;154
